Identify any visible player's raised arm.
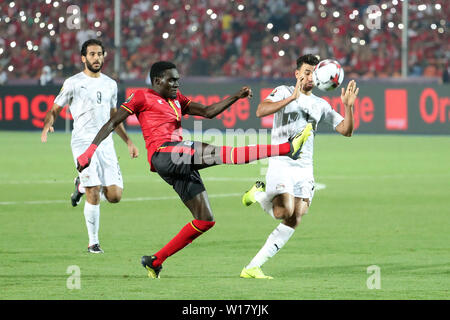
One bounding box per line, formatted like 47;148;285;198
111;108;139;159
41;103;63;142
335;80;359;137
185;86;252;119
256;76;304;118
76;107;130;172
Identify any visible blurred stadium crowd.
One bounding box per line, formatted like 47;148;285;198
0;0;448;84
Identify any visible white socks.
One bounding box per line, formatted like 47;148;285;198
254;191;275;219
84;201;100;246
246;223;295;269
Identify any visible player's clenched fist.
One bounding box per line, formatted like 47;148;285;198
236;86;253;99
76;144;98;172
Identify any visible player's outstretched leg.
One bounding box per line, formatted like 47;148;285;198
242;181;265;206
71;176;85;207
195;123;313;167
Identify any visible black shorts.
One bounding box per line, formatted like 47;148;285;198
151;141;206;202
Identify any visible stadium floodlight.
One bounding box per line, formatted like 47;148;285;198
21;16;27;22
94;21;101;27
211;13;217;20
53;1;59;7
358;24;365;30
9;2;15;8
153;4;159;11
351;37;358;43
206;9;213;15
184;4;190;10
333;11;340;18
10;41;16;48
320;12;327;18
8;65;14;72
398;23;404;30
392;0;398;5
278;50;285;57
310;26;317;32
59;17;65;23
169;19;175;25
283;33;290;40
437;28;444;33
435;4;441;10
391;8;397;14
267;23;273;30
430;24;437;30
359;39;366;45
272;36;279;42
48;23;54;30
237;4;245;11
320;0;327;5
381;3;388;10
50;30;55;36
162;32;169;39
0;48;3;55
45;0;51;4
417;4;426;11
353;10;359;15
388;22;395;28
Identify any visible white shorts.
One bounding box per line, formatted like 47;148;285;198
71;142;123;189
265;159;315;203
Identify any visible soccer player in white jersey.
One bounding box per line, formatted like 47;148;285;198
41;39;139;253
240;54;359;278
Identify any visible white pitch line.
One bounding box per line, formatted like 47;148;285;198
0;185;327;206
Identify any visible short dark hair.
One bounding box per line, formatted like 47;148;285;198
150;61;177;85
81;39;105;57
296;54;320;69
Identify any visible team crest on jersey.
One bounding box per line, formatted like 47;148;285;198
125;93;134;103
174;100;181;109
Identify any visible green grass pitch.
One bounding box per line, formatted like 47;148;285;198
0;131;449;300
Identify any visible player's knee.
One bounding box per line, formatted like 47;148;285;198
107;195;121;203
273;206;294;220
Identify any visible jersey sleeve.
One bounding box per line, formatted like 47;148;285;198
265;86;288;103
321;100;344;129
177;91;192;115
110;81;118;109
54;79;73;107
120;89;145;114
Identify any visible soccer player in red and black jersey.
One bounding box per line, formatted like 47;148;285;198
76;61;312;278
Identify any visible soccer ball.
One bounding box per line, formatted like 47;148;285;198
312;59;344;91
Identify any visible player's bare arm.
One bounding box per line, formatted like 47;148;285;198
256;76;304;118
185;86;252;119
41;103;63;142
77;107;130;172
110;108;139;158
335;80;359;137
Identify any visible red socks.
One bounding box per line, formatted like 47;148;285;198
153;219;215;267
220;143;291;164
